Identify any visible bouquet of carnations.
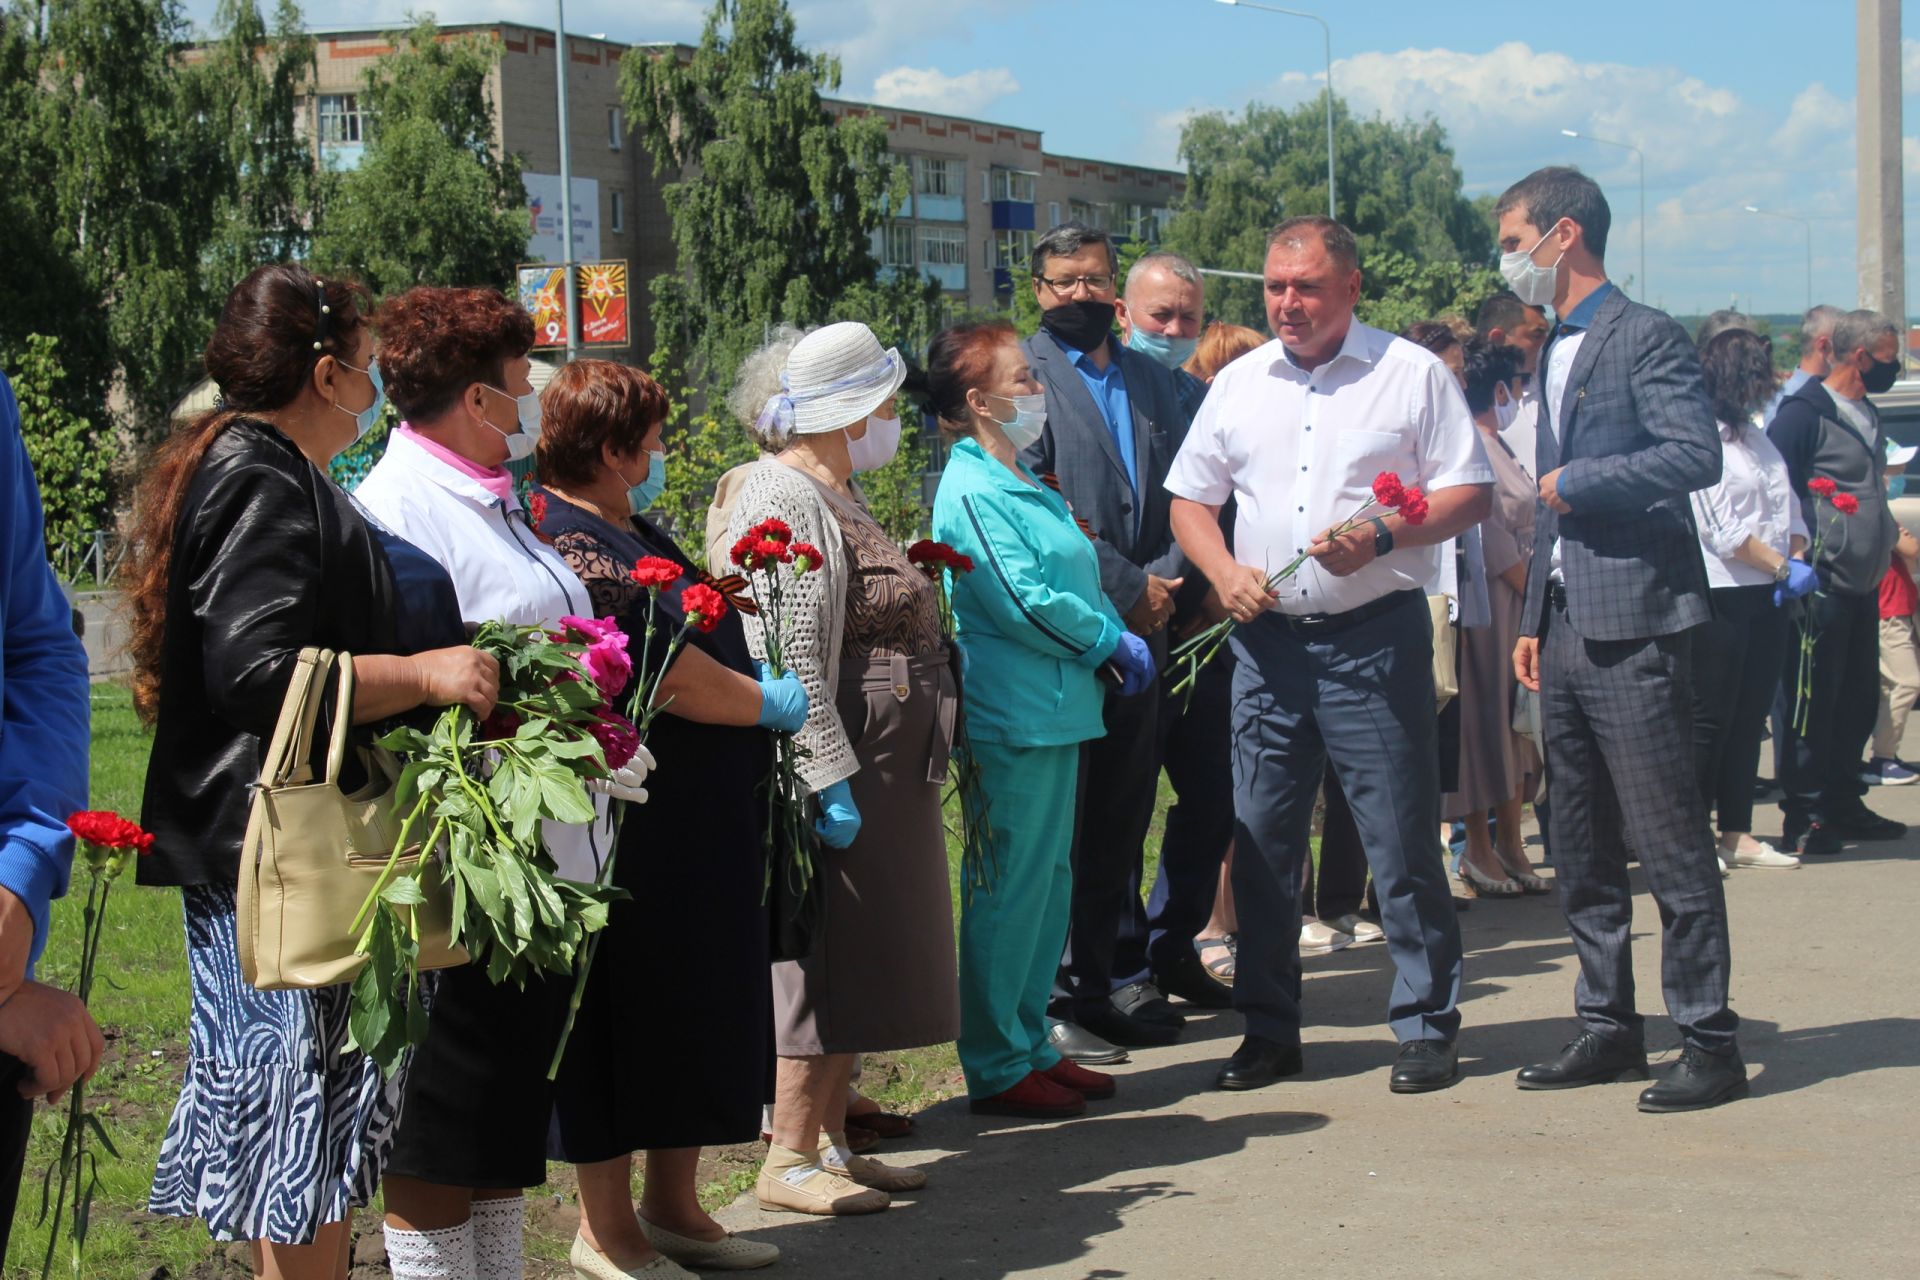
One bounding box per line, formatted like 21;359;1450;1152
1790;476;1858;734
1169;471;1429;694
729;518;825;911
907;539;999;904
348;618;635;1072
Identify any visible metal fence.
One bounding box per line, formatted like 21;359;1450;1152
50;531;130;588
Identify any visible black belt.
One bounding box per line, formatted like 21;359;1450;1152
1280;589;1420;637
1548;581;1568;613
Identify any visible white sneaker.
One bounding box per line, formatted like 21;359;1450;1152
1321;912;1385;944
1731;844;1801;869
1300;917;1354;955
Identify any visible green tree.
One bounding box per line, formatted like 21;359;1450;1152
1164;95;1493;330
311;18;527;295
12;335;112;569
1354;252;1505;336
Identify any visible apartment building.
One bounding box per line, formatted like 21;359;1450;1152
295;22;1184;355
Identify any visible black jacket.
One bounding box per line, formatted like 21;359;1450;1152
139;419;404;886
1767;379;1899;597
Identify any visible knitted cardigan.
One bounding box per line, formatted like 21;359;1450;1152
707;458;858;792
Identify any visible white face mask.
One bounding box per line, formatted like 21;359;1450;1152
846;412;901;473
986;392;1048;450
481;383;542;461
1499;225;1565;308
1493;383;1520;432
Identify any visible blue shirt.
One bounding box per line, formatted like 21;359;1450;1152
1766;367;1815;429
1071;339;1137;498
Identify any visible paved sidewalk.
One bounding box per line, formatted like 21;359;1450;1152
718;783;1920;1278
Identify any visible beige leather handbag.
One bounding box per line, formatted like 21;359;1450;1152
1428;594;1459;712
236;648;466;990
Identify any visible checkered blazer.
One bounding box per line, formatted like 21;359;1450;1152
1522;288;1721;643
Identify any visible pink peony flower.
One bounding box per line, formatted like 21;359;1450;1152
586;707;640;770
562;615;633;699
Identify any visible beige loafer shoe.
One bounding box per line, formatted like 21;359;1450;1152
569;1233;697;1279
755;1164;890;1216
637;1217;780;1271
825;1152;928;1193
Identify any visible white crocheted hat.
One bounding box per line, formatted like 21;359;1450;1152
758;321;906;439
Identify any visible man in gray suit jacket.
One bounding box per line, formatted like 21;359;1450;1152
1017;223;1197;1059
1500;166;1746;1112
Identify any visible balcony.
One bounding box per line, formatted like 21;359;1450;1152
916;193;966;223
989;201;1035;232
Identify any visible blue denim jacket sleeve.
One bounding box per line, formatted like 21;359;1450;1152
0;371;90;976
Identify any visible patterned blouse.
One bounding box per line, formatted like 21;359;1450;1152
818;486;944;662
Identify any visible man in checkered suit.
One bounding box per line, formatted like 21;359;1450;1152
1500;167;1746;1113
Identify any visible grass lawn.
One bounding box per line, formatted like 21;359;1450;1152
7;682;1195;1278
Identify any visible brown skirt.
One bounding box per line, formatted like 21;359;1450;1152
772;651;961;1056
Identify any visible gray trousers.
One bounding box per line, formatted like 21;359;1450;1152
1228;594;1463;1047
1541;599;1736;1052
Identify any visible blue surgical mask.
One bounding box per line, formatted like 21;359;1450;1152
1890;474;1908;501
1126;326;1198;370
626;451;667;513
335;358;386;440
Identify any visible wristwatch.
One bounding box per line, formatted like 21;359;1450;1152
1369;516;1394;557
1773;559;1792;583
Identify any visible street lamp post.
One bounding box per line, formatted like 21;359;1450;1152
1216;0;1335;220
1561;128;1646;300
554;0;581;360
1744;205;1814;314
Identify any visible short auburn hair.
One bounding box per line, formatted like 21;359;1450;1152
1185;322;1266;381
377;285;535;422
536;359;671;488
905;321;1018;437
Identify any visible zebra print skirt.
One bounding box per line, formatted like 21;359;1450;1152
148;884;407;1244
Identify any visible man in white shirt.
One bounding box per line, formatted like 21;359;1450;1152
1167;216;1492;1095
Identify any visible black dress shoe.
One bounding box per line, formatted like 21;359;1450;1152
1047;1020;1130;1066
1389;1040;1459;1093
1151;953;1233;1009
1078;1002;1182;1048
1824;804;1907;840
1637;1045;1749;1113
1516;1031;1650;1090
1110;981;1187;1030
1800;822;1844;856
1215;1035;1304;1091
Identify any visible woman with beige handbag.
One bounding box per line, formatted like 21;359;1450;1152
130;265;499;1280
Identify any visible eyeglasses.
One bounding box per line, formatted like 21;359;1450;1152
1037;273;1115;294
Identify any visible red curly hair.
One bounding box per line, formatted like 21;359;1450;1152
535;359;671;489
376;286;536;422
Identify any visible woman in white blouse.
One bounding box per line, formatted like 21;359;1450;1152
1690;329;1816;871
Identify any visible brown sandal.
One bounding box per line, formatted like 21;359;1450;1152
845;1110;913;1141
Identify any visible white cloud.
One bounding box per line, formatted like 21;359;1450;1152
870;65;1019;116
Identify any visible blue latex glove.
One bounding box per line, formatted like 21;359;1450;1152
814;779;862;849
754;662;810;732
1111;631;1156;698
1774;559;1819;607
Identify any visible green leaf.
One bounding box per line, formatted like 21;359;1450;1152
537;767;597;824
381;876;426;906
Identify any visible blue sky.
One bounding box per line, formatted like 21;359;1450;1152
184;0;1920;316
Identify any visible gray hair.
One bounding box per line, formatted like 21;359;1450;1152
1800;304;1843;346
1831;308;1898;362
1125;251;1203;301
1693;309;1755;348
1031;221;1116;279
728;323;813;451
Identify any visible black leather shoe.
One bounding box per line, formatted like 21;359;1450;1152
1516;1031;1650;1090
1637;1045;1749;1113
1215;1035;1304;1091
1078;1001;1182;1048
1046;1019;1130;1065
1151;953;1233;1009
1824;804;1906;840
1110;981;1187;1030
1779;815;1810;855
1389;1040;1459;1093
1800;822;1844;856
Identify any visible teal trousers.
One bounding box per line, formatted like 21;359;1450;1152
957;740;1080;1097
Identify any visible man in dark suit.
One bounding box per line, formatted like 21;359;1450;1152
1501;166;1744;1112
1018;223;1200;1061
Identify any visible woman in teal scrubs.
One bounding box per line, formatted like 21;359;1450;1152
916;321;1156;1120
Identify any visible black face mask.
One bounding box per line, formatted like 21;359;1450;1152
1039;299;1117;353
1863;355;1901;395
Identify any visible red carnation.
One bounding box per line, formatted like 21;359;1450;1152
749;518;793;546
906;539;941;566
528;492;549;530
1808;476;1838;498
790;542;824;573
681;582;728;633
1833;492;1861;515
66;811;154;853
1399;488;1430;526
755;538;793;564
947;551;974;574
729;534;756;568
1373;472;1408;509
629;557;682;590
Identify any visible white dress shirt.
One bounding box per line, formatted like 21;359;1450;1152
1543;326;1589;583
1166;321;1493;616
1690;418;1809;590
1500;386;1540;481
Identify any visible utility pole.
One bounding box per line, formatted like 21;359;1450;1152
1857;0;1905;352
554;0;581;361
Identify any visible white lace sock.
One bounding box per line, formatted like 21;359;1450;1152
384;1221;474;1280
471;1194;526;1280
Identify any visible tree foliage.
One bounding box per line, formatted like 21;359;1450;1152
310;19;527;295
12;335;112;567
1164;94;1495;331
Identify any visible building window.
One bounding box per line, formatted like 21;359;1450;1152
919;226;966;266
989;230;1035;268
1047;201;1061;228
317;94;364;145
989;168;1037;203
916;156;961;197
1068;199;1111;230
608;106;623;151
610;190;625;234
883;222;916;268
